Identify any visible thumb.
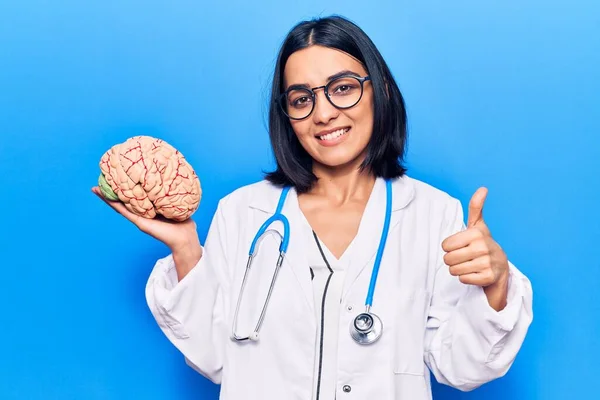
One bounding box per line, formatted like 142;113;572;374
467;187;488;228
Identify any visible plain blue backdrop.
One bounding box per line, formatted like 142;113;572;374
1;0;598;399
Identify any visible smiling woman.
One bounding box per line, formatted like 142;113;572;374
279;46;376;172
93;14;533;400
266;18;408;194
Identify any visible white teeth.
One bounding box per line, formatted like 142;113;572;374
319;128;348;141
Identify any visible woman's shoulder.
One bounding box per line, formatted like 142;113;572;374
392;175;464;225
216;179;285;213
393;174;460;206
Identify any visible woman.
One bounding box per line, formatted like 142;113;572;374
93;15;533;400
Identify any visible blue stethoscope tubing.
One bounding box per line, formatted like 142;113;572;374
351;179;391;344
231;187;291;342
366;178;392;307
231;180;392;345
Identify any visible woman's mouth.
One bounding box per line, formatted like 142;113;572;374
316;127;350;146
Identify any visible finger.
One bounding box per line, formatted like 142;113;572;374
448;257;489;276
458;269;495;286
443;238;489;266
91;187;142;226
91;187;116;208
441;228;483;252
467;187;488;228
91;187;121;210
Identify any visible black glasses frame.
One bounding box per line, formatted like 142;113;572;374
277;75;371;120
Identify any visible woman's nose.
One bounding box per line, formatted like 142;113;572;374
312;90;339;124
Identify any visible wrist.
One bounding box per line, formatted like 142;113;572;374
483;268;510;311
171;240;203;281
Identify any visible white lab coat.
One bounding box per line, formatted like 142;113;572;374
145;175;533;400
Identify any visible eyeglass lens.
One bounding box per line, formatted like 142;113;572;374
283;76;365;119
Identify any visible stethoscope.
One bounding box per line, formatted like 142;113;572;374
231;179;392;345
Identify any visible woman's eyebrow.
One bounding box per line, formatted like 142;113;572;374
285;70;363;91
327;69;361;81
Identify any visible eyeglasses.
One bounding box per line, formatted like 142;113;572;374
277;75;371;120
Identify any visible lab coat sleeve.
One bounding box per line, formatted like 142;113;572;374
423;198;533;391
145;199;231;384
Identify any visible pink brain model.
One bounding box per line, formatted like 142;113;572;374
98;136;201;221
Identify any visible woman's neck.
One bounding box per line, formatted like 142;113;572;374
308;162;376;206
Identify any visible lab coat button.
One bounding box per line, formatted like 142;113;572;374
346;305;353;312
342;385;351;393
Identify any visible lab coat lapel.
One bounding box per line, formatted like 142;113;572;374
282;188;316;316
248;182;315;319
341;176;415;300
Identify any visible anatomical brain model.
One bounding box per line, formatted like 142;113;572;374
97;135;201;221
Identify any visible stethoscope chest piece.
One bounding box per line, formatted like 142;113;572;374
350;311;383;345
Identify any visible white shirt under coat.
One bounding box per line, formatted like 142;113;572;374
145;175;534;400
305;222;348;400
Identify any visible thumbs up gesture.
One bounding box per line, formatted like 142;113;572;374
441;188;510;309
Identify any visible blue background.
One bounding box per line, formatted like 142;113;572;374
1;0;598;399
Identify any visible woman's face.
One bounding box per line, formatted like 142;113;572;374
282;45;374;170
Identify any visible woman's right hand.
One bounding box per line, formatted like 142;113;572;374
91;186;202;280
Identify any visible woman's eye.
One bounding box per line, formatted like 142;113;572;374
292;96;311;107
332;83;358;95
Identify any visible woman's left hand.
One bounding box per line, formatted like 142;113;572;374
441;187;510;311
